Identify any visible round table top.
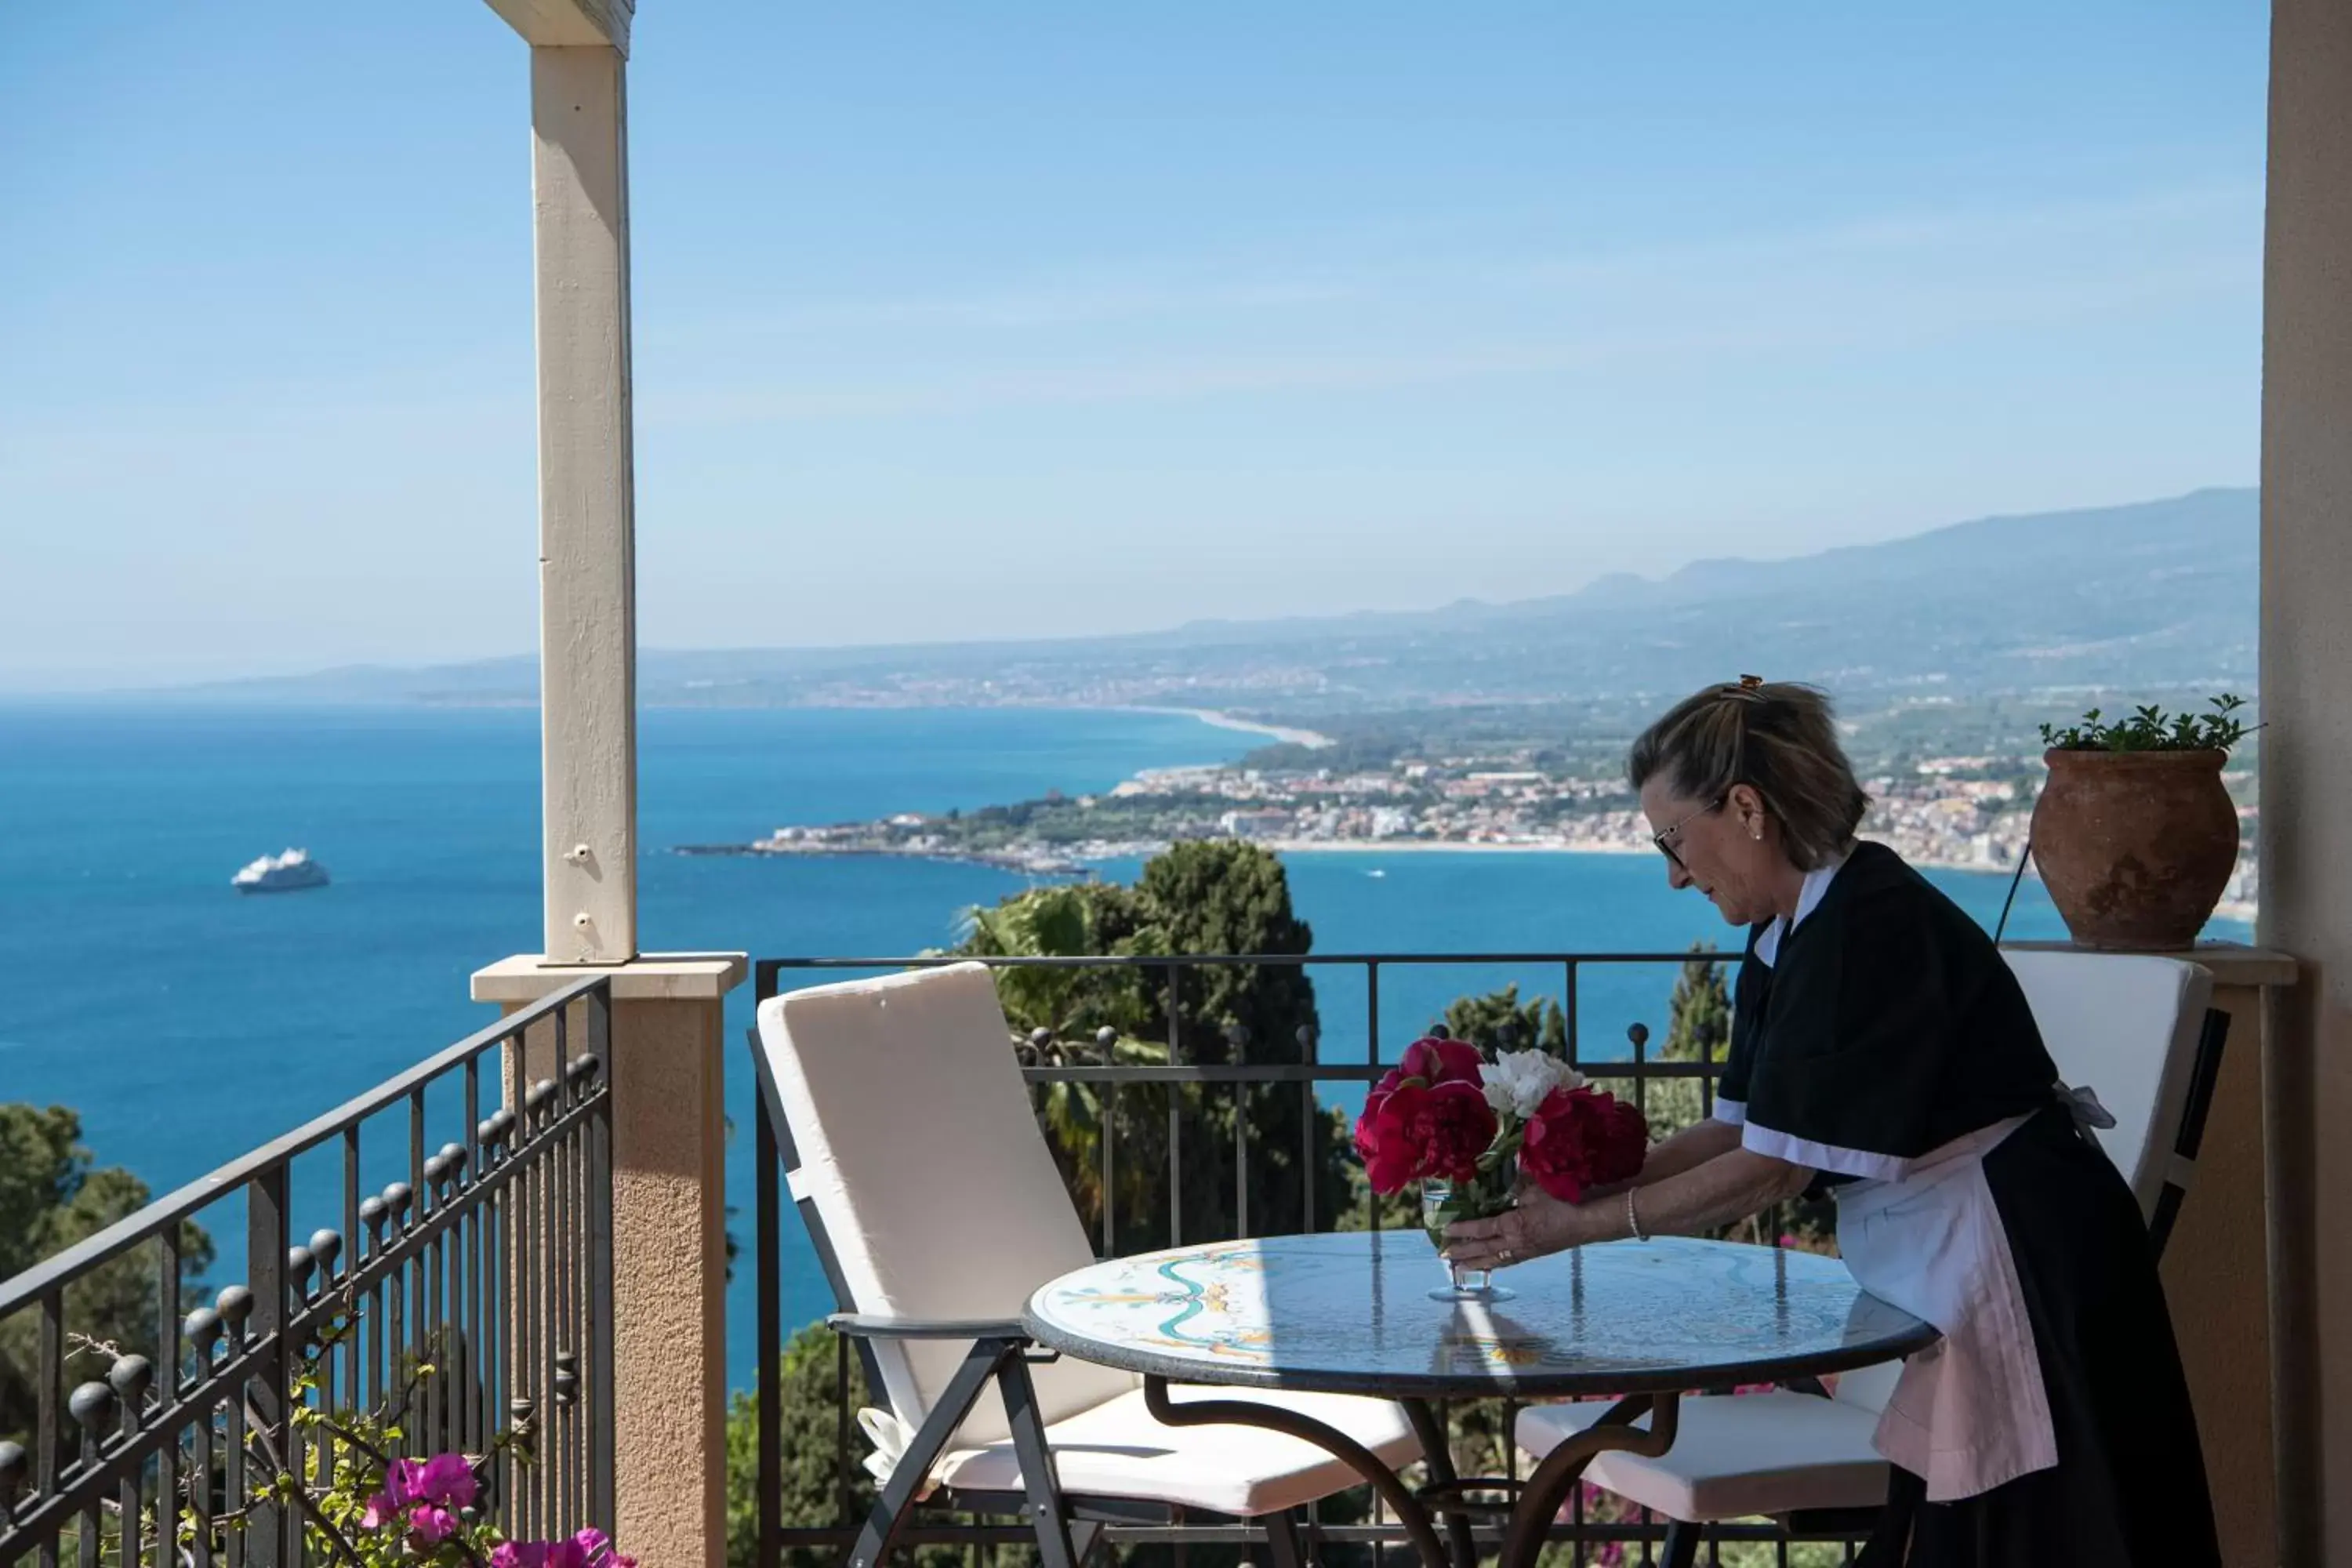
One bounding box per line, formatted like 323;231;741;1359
1024;1230;1936;1398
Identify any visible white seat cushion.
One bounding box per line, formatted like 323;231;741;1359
944;1385;1420;1518
1516;1393;1888;1522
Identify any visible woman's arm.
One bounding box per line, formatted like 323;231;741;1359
1446;1145;1813;1272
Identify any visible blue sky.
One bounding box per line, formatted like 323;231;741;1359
0;3;2269;688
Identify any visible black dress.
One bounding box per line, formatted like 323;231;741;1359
1716;841;2220;1567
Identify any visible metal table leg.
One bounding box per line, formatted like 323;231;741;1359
1497;1392;1682;1568
1143;1378;1681;1568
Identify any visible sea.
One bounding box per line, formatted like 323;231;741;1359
0;703;2250;1388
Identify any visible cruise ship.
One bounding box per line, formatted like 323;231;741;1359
232;848;330;893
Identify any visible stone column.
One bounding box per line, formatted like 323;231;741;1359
2261;0;2352;1558
475;954;746;1568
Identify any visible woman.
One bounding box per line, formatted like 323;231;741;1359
1444;677;2219;1566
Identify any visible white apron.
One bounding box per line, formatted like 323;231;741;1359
1833;1112;2057;1502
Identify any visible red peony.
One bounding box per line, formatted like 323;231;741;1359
1416;1080;1501;1184
1355;1036;1492;1192
1354;1080;1424;1192
1518;1086;1649;1203
1353;1076;1500;1193
1398;1035;1485;1089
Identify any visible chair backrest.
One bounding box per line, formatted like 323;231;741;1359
1998;949;2213;1224
755;964;1137;1449
1832;951;2220;1419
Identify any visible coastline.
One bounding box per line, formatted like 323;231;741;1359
1116;706;1334;750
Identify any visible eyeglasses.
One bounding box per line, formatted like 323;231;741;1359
1653;795;1727;871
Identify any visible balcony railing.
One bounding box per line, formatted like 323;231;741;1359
0;978;616;1568
752;952;1862;1568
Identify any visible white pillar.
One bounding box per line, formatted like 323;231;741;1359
2259;0;2352;1559
530;41;637;963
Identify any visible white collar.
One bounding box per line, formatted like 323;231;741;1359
1754;852;1850;968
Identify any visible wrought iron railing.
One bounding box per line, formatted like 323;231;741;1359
751;952;1861;1568
0;977;617;1568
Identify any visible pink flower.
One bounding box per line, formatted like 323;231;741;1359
384;1459;429;1507
409;1506;460;1544
416;1453;480;1508
359;1494;398;1531
492;1544;527;1568
572;1528;633;1568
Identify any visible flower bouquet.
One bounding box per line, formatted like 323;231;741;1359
1353;1035;1648;1300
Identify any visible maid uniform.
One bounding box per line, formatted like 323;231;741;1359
1717;840;2220;1566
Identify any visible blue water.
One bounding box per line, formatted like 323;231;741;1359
0;704;2249;1387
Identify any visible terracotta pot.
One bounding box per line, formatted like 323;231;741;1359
2029;748;2240;951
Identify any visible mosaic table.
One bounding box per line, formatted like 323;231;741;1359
1025;1230;1935;1568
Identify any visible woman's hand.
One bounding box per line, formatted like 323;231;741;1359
1443;1189;1607;1272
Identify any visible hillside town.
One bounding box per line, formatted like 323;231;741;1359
691;748;2262;919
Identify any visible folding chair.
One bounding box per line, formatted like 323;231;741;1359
753;962;1421;1568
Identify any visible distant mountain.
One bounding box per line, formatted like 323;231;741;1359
158;488;2256;716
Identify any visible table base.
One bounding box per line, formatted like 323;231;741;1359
1143;1377;1683;1568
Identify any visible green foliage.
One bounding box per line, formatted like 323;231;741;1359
1439;984;1566;1054
949;842;1348;1252
725;1326;978;1568
2039;693;2255;754
1646;946;1731;1143
0;1104;214;1446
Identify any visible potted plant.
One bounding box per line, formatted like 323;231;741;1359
2030;695;2255;951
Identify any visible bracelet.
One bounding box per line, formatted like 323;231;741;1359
1624;1187;1647;1243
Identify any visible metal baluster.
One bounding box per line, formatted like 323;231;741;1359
1228;1023;1249;1240
408;1091;428;1446
1096;1028;1118;1258
1364;960;1381;1233
216;1288;251;1568
382;1185;414;1449
1298;1024;1317;1235
583;994;615;1537
158;1232;183;1568
464;1054;485;1459
37;1288;60;1568
343;1127;363;1432
1165;963;1183;1248
70;1381;112;1568
311;1230;343;1498
756;1094;781;1568
359;1198;388;1416
554;1075;578;1535
113;1357;152;1568
1564;960;1581;1068
1631;1022;1650;1122
185;1308;223;1568
285;1241;315;1548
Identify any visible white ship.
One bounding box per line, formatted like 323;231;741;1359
232;848;330;894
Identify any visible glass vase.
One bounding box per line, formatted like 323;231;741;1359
1421;1178;1515;1303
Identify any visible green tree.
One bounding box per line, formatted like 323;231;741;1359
953;843;1348;1252
1646;944;1732;1142
1439;983;1566;1055
0;1105;214;1446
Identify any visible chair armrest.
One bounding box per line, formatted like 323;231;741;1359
828;1312;1032;1341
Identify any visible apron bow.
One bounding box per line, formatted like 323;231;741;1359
2056;1080;2117;1132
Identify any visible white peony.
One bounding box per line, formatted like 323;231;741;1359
1482;1047;1584;1120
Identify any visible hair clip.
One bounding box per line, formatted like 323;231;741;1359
1737;673;1764;689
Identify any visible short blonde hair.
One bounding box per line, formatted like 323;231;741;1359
1626;681;1869;872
